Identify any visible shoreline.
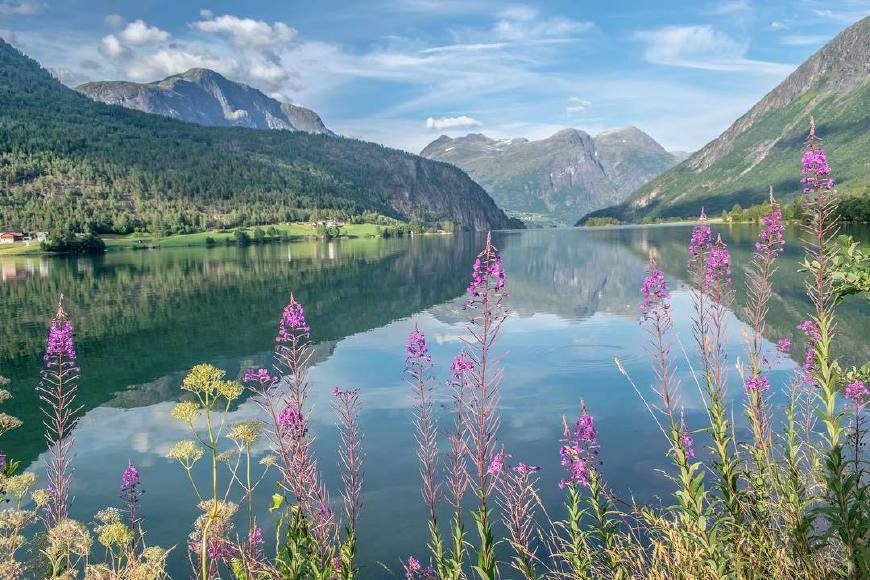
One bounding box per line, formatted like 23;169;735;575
0;223;454;257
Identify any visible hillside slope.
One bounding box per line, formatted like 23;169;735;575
580;16;869;224
0;40;520;234
421;127;681;224
77;68;333;135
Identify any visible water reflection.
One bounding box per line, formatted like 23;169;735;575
1;225;867;578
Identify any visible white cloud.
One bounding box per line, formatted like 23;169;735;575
779;34;829;46
769;19;791;30
0;29;16;43
634;25;793;75
98;34;131;59
104;14;125;28
493;9;594;42
0;1;44;16
710;0;752;15
566;97;591;114
425;115;483;130
199;9;213;18
191;15;297;48
118;20;170;45
124;47;239;81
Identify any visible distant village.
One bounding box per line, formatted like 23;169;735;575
0;229;48;244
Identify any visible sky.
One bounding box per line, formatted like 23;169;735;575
1;0;867;153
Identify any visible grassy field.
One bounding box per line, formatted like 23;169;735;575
0;223;391;256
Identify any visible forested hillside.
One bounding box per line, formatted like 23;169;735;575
0;41;519;235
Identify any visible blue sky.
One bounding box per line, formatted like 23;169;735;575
1;1;867;152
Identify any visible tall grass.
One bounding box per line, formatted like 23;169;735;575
0;121;867;578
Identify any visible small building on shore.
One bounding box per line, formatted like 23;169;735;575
0;230;24;244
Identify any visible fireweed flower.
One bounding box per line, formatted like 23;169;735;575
777;338;791;353
640;264;669;322
679;422;695;459
744;375;770;394
450;351;474;378
38;296;81;526
276;293;310;342
243;367;277;388
705;234;732;288
756;196;786;256
801;125;833;194
687;210;712;270
798;320;821;383
406;326;431;365
487;450;505;476
845;380;868;404
120;461;144;544
277;405;307;439
559;402;599;489
515;463;540;474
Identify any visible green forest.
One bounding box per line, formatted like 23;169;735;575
0;41;506;238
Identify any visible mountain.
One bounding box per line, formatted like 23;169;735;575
0;40;520;235
420;127;682;225
580;16;870;225
77;68;333;135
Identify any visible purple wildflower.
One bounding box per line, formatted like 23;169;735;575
487;450;505;476
680;425;695;459
514;462;540;474
0;455;6;473
120;461;144;549
243;367;276;386
466;232;508;307
406;326;431;365
640;265;669;321
744;375;770;394
450;351;474;378
687;210;712;270
206;539;237;562
801;145;833;193
559;402;599;489
45;318;75;363
777;338;791;353
276;294;310;342
798;320;821;341
756;198;786;256
845;380;868;405
405;556;422;579
705;234;732;288
277;405;307;439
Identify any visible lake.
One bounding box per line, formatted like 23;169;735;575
1;224;868;577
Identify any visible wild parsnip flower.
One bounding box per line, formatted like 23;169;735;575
167;440;204;465
259;455;277;467
47;518;92;558
95;507;122;525
217;449;239;463
0;413;22;434
182;364;226;396
228;420;262;445
845;380;867;404
171;401;201;423
97;522;133;548
32;488;51;508
217;380;244;401
4;472;36;500
0;389;11;403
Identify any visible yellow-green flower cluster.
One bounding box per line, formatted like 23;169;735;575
228;420;262;445
47;518;93;559
97;522;133;549
171;401;201;423
181;364;243;402
167;440;204;466
3;472;36;501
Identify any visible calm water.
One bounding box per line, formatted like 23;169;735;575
1;225;868;577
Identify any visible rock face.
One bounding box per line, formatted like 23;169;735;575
582;16;870;224
421;127;680;224
77;68;333;135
